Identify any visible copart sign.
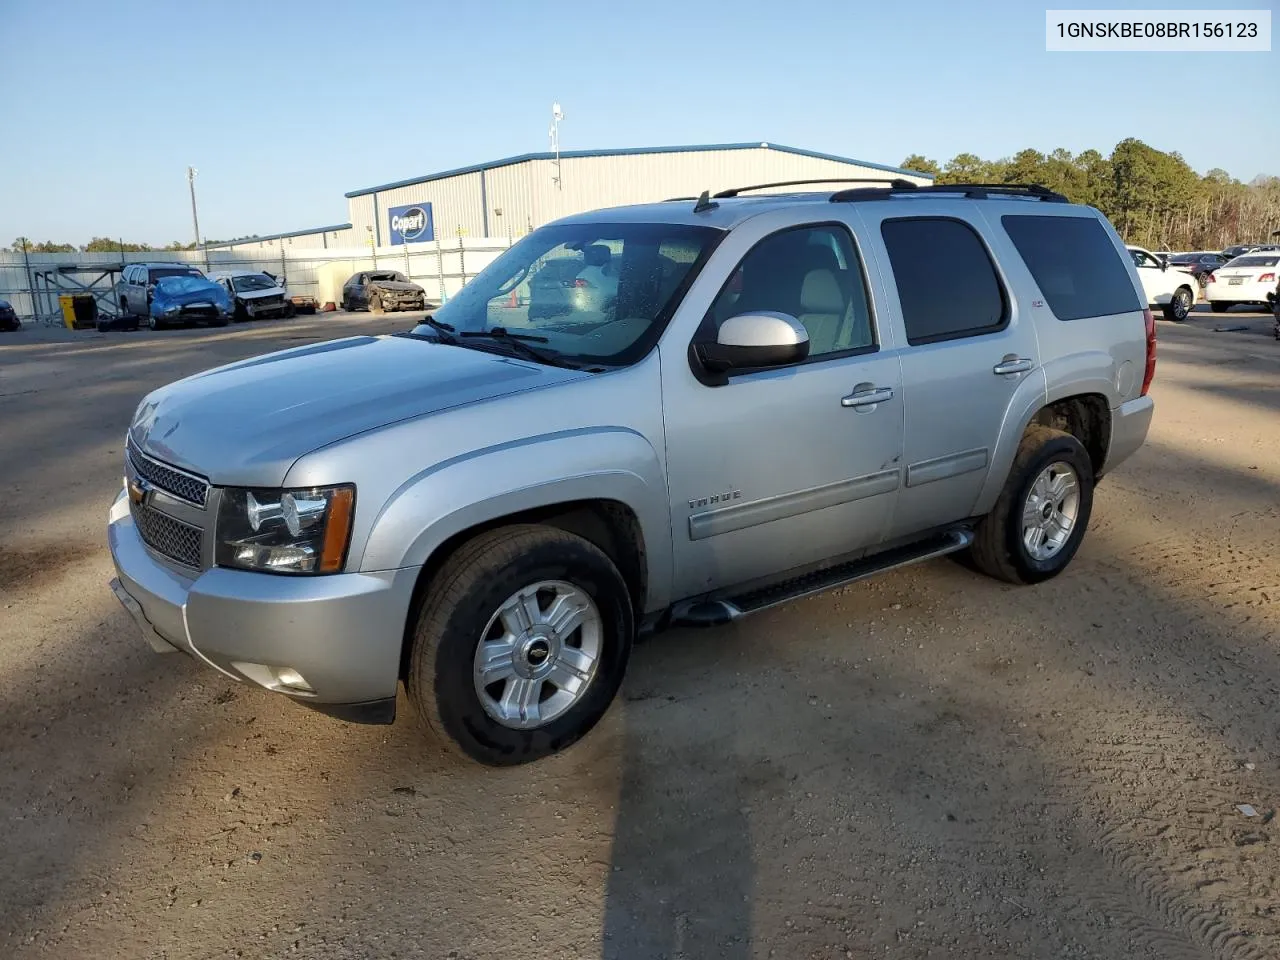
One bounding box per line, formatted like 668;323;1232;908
387;202;434;245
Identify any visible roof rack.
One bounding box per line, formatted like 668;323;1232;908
830;182;1068;203
713;177;917;199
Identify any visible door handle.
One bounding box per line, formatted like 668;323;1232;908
841;386;894;408
992;356;1034;376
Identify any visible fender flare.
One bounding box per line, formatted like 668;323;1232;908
359;427;673;611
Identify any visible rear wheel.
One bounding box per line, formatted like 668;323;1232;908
407;525;633;766
1163;286;1193;322
968;425;1094;585
1210;301;1231;313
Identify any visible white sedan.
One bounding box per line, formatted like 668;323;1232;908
1126;246;1199;321
1204;253;1280;313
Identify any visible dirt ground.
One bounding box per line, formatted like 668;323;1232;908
2;306;1279;960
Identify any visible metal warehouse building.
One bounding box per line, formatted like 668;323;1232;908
208;142;932;253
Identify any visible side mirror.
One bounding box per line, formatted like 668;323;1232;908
696;312;810;376
1158;256;1169;271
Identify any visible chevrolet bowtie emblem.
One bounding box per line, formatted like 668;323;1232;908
127;477;150;506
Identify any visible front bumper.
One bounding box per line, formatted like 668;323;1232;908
107;489;419;713
1101;395;1154;478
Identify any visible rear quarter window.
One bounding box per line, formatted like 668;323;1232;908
1003;216;1143;321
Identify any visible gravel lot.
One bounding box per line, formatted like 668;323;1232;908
2;306;1279;960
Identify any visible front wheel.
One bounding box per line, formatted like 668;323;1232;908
1210;301;1231;313
148;313;162;331
407;525;634;766
1163;286;1193;322
968;426;1094;585
368;293;384;314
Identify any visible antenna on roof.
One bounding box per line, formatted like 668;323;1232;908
692;190;719;214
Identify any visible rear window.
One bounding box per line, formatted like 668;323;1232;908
1226;256;1279;268
1002;215;1142;321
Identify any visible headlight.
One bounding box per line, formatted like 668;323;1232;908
215;485;355;575
163;305;180;316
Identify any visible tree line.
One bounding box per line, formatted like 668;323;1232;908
5;237;198;254
902;138;1279;252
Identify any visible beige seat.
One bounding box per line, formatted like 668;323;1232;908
797;268;848;355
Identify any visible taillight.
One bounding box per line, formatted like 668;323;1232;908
1141;308;1157;397
572;278;591;288
1205;272;1216;284
1258;273;1275;283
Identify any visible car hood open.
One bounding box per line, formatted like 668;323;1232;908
129;335;587;487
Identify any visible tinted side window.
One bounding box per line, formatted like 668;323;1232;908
1002;216;1142;321
705;224;875;358
881;218;1007;345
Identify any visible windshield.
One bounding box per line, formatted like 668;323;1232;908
413;222;722;365
1226;255;1279;268
154;276;216;295
369;272;407;283
231;274;279;292
150;267;203;281
1167;254;1198;263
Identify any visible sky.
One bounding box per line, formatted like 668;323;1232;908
1;0;1275;247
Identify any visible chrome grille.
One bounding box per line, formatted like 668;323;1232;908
127;439;208;507
133;504;203;568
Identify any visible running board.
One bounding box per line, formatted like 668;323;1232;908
670;529;973;627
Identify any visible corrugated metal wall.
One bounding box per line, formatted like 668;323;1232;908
531;148;931;219
483;162;535;238
346;146;928;243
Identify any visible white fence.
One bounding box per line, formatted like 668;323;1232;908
0;237;515;325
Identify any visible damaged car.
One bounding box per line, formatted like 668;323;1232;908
340;270;426;313
147;275;234;329
208;270;296;322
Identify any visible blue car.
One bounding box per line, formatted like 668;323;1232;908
148;275;235;330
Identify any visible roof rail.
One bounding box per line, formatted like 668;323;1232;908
830;182;1068;203
713;177;917;199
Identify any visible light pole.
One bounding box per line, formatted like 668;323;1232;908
187;166;201;249
549;102;564;190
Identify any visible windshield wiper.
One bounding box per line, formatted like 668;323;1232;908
458;327;572;367
419;315;458;343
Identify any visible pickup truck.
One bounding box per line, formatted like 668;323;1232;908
108;181;1155;766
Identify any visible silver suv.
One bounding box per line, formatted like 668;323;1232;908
107;181;1156;765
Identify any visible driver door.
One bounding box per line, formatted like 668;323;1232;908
661;218;904;599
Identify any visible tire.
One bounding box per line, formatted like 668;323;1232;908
148;313;162;331
968;425;1095;586
369;293;384;314
1210;301;1231;313
1162;286;1193;322
234;303;249;323
407;525;634;766
284;302;296;319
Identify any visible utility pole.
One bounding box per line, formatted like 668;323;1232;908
187;166;201;249
549;102;564;190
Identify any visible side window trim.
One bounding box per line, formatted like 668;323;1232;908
692;220;881;379
881;215;1011;347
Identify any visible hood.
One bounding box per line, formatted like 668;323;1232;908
129;335;588;487
153;277;226;304
368;279;423;293
236;286;286;300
